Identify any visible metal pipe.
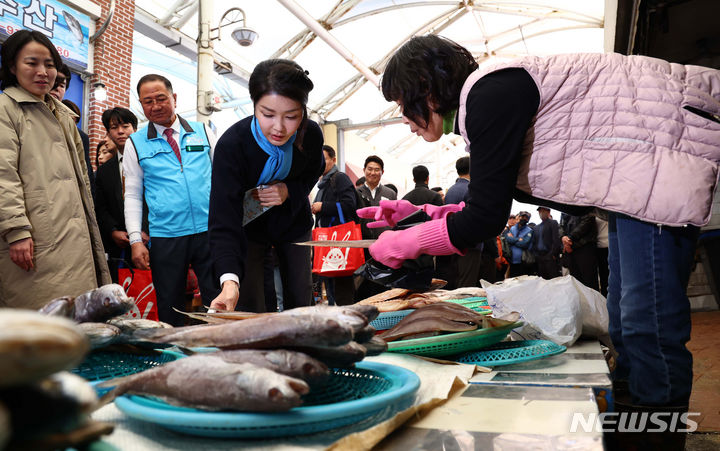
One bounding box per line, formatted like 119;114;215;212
276;0;380;87
174;2;199;29
90;0;115;43
196;0;214;124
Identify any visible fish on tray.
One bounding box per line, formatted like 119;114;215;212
288;341;368;368
212;349;329;383
378;302;490;342
132;312;355;349
73;284;135;323
98;355;309;412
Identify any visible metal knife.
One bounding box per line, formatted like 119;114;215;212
295;239;376;248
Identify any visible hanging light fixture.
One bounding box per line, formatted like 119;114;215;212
93;81;107;102
213;7;258;47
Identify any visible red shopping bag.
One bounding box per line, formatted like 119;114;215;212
312;220;365;277
118;267;159;320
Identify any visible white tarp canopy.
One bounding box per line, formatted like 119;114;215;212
131;0;606;214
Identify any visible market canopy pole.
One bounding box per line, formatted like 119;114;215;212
196;0;215;125
276;0;380;88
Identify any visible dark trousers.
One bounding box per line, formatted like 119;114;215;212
238;231;312;313
567;244;600;291
319;275;355;305
536;254;561;280
456;249;482;287
607;213;697;405
149;232;219;326
508;262;532;278
596;246;609;297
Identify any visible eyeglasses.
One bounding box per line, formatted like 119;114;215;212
140;95;170;106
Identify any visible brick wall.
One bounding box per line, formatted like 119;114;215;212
87;0;135;169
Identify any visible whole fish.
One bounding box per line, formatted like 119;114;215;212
378;302;487;342
353;325;377;343
107;318;173;333
38;296;75;318
133;313;354;349
0;310;89;387
345;304;380;322
213;349;329;383
78;323;122;349
73;284;135;323
362;336;388;356
289;341;367;368
99;355;308;412
280;305;369;334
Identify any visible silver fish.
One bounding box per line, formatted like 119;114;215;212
73;284;134;323
133;313;354;349
289;341;367;368
107;318;173;333
99;355;308;412
62;11;83;44
38;296;75;318
77;323;121;349
213;349;329;383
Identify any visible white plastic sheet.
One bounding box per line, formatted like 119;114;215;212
481;275;609;346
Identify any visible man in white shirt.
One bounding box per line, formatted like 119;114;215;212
123;74;219;325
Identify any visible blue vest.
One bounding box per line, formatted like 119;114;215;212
129;117;212;238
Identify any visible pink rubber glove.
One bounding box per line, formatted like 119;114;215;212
369;218;464;269
357;200;420;229
423;202;465;220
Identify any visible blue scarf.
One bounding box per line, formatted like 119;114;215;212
252;116;296;186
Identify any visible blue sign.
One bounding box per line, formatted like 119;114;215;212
0;0;90;70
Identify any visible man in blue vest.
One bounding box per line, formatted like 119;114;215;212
123;74;219;325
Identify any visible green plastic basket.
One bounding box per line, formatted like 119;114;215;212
370;298;492;331
449;339;566;366
386;321;522;357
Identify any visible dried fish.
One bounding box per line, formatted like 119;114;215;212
378;302;487;342
39;296;75;318
99;355;309;412
107;318;173;333
0;310;89;387
213;349;329;383
132;313;354;349
356;288;410;306
73;284;135;323
289;341;367;368
77;323;122;349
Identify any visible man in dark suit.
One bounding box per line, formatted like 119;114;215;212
402;165;443;206
95;107;147;282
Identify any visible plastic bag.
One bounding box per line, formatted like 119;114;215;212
480;275;608;346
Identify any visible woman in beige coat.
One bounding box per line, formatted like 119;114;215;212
0;30;110;309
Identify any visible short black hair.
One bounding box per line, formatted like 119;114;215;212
137;74;173;95
322;144;336;159
0;29;63;90
364;155;384;171
382;35;478;127
53;63;71;91
385;183;398;194
412;165;429;183
102;107;138;131
455;156;470;176
355;176;366;187
431;186;443;193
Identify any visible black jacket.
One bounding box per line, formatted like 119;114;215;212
533;217;562;257
94;153;148;259
560;213;597;250
356;184;397;240
209;117;324;281
314;167;358;227
402;183;443;206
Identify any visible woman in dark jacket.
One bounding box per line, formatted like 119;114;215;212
208;59;324;312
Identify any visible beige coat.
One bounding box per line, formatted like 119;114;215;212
0;86;110;309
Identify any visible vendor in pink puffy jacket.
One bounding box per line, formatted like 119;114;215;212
360;35;720;449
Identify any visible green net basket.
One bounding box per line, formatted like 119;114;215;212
449;339;566;366
370;297;492;331
72;349;185;382
386;321;522;357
